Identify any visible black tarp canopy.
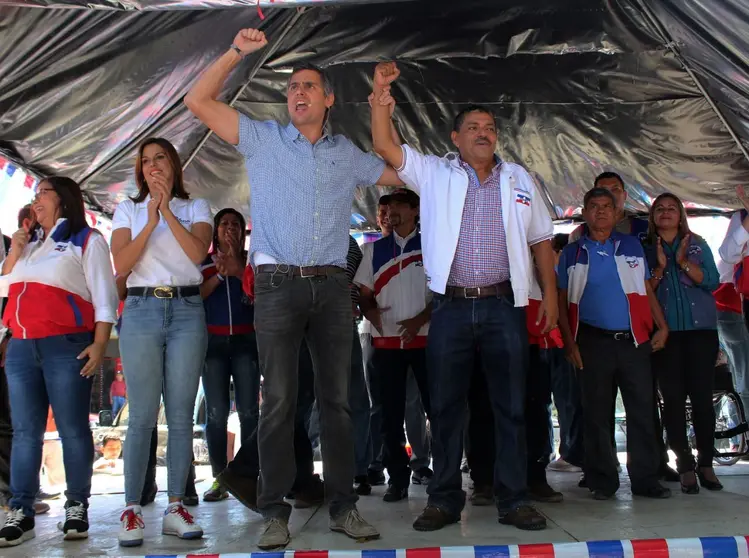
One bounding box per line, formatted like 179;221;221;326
1;0;748;227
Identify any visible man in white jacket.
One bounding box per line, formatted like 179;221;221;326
719;186;749;326
370;62;557;532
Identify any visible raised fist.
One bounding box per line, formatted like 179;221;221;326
233;28;268;55
374;61;400;89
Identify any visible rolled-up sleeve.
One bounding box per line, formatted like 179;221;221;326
719;212;749;265
396;145;438;195
83;232;119;324
525;171;554;245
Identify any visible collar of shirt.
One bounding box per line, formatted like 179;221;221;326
393;227;418;248
582;230;623;249
457;155;502;182
284;122;333;144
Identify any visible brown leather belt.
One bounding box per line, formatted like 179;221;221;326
256;264;345;278
445;281;512;299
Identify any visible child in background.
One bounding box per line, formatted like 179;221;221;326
94;436;124;475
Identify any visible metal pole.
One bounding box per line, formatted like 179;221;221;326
182;7;306;170
636;0;749;166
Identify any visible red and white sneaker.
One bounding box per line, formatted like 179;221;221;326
162;503;203;540
118;506;144;547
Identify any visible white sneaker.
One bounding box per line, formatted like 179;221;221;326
547;458;583;473
162;503;203;540
118;506;144;547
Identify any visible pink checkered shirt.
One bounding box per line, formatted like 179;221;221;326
447;158;510;288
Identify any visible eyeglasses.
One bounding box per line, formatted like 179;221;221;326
33;187;55;200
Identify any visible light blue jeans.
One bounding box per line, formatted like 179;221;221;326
119;294;207;503
717;310;749;414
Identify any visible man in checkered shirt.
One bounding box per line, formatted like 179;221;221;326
185;29;402;549
369;62;558;532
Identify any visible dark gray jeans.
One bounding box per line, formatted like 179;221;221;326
254;271;357;520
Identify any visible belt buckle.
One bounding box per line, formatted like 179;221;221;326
614;332;627;341
153;286;174;299
299;266;316;279
464;287;480;299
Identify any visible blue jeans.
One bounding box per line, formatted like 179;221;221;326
203;332;260;477
548;347;584;466
427;294;528;515
119;294;207;503
718;310;749;414
5;333;95;516
112;396;126;419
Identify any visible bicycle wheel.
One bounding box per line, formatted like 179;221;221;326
714;391;747;466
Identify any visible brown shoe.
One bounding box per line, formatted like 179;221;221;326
470;485;494;507
217;469;258;512
413;505;459;532
528;482;563;503
498;505;547;531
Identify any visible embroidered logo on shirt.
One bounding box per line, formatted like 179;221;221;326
54;244;68;253
688;245;702;256
625;256;639;268
597;250;609;257
515;192;531;206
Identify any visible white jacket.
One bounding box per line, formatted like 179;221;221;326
719;211;749;265
396;145;554;306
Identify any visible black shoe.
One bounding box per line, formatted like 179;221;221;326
698;470;723;491
383;485;408;502
294;475;324;509
60;501;89;540
183;494;199;507
413;505;459;532
140;483;158;506
631;483;671;499
354;475;372;496
367;469;386;486
411;467;433;485
578;474;588;488
660;465;680;483
0;509;35;547
592;489;614;500
528;482;563;503
498;505;547;531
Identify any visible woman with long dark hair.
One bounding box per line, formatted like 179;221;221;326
644;193;721;494
199;208;258;501
0;177;118;547
110;138;213;546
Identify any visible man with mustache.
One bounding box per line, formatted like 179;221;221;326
369;62;557;532
185;28;402;550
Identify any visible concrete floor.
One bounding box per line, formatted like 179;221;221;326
3;457;749;557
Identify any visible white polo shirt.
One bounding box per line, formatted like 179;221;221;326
112;196;213;288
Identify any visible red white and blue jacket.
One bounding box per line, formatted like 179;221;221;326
560;231;653;346
354;230;431;349
527;274;563;349
200;253;254;336
1;218;118;339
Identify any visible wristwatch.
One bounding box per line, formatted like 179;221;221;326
230;44;243;58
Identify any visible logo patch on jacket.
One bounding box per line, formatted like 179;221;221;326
515;192;531;206
625;256;639;268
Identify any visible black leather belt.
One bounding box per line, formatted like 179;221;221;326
127;286;200;299
579;322;631;341
256;264;345;278
445;281;512;299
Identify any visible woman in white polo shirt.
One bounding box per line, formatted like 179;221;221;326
110;138;213;547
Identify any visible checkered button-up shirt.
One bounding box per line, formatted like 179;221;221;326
236;114;385;268
447;158;510;288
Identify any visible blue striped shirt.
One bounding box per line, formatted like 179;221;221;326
236;114;385;268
